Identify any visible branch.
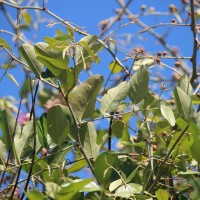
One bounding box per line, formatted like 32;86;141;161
190;0;198;85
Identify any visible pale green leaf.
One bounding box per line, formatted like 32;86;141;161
132;58;155;71
27;190;46;200
6;73;19;87
174;86;194;121
109;179;122;192
0;140;6;165
160;105;175;126
101;81;130;113
0;38;12;50
67;159;87;173
178;75;193;96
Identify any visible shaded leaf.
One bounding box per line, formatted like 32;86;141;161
129;66;149;104
67;159;87;173
178;75;193;96
19;43;43;77
101;81;130;113
79;122;100;159
27;190;46;200
70;75;104;122
47;105;70;145
0;140;6;165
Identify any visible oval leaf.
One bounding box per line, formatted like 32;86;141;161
160;105;175;126
109;60;123;74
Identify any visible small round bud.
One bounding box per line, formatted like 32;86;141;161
197;93;200;98
171;19;177;23
133;137;138;143
161;132;167;136
157;51;162;56
153;145;157;151
119;115;123;120
172;73;181;81
168;99;175;105
41;148;48;157
174;61;180;67
156;58;161;64
149;7;155;13
141;4;147;11
163;51;167;56
169;4;178;13
182;0;189;4
115;109;120;114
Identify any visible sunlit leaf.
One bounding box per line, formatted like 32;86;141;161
0;38;12;50
6;73;19;87
160;105;175;126
27;190;46;200
174;86;194;121
67;159;87;173
155;189;169;200
109;60;123;74
178;75;193;96
101;81;130;113
132;58;155;71
0;140;6;165
109;179;122;192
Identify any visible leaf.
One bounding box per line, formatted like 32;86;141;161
56;179;93;200
101;81;130;113
67;159;87;173
126;166;139;183
37;113;48;148
0;38;12;50
111;120;131;142
114;183;142;198
155;189;169;200
94;152;120;188
79;122;100;159
6;73;19;87
34;42;65;76
46;182;61;199
14;120;34;160
177;75;193;96
109;179;122;192
109;60;123;74
19;43;43;77
132;58;155;71
174;86;194;121
155;120;171;133
160;105;175;126
0;110;20;150
70;75;104;122
0;140;6;165
129;66;149;104
189;123;200;163
27;190;46;200
47;105;70;145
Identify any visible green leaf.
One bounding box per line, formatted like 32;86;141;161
155;189;169;200
6;73;19;87
155;120;171;133
126;166;139;183
160;105;175;126
101;81;130;113
114;183;142;198
189;123;200;163
109;61;123;74
111;120;131;142
192;95;200;104
0;38;12;50
109;179;122;192
0;110;20;150
177;75;193;96
34;42;66;76
70;75;104;122
19;43;43;77
94;152;120;188
14;120;34;160
67;159;87;173
132;58;155;71
57;179;93;200
129;66;149;104
46;182;61;199
47;105;70;145
27;190;46;200
174;86;194;121
0;140;6;165
37;113;48;148
79;122;100;159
